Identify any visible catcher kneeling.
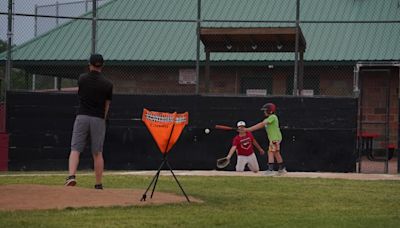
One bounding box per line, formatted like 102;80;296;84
222;121;265;172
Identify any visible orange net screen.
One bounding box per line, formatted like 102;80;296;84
142;109;189;153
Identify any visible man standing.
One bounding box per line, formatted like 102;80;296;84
65;54;113;189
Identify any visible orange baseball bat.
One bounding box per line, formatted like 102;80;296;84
215;124;237;131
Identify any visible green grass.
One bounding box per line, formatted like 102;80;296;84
0;173;400;227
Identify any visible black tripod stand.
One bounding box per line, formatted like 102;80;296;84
140;154;190;202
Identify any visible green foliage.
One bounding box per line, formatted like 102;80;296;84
0;39;6;52
0;39;33;92
0;174;399;227
9;68;30;90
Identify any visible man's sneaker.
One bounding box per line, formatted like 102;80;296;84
65;175;76;186
264;170;276;176
94;184;103;190
277;168;287;175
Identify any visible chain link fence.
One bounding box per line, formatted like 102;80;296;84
0;0;398;98
0;0;399;173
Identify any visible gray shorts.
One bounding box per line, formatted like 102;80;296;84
71;115;106;153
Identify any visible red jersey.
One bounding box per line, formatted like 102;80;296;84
232;132;255;156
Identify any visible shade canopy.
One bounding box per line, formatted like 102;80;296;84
200;27;306;53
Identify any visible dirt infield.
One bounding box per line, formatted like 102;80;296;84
0;184;200;211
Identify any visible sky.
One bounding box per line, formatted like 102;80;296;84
0;0;107;45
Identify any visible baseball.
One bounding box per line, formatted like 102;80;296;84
204;128;210;134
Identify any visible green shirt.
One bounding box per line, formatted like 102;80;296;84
263;114;282;141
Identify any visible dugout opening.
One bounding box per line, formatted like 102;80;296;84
355;62;400;174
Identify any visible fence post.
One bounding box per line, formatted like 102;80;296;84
91;0;97;54
195;0;201;94
56;1;59;26
2;0;13;139
32;5;38;91
293;0;300;96
54;2;60;90
5;0;13;91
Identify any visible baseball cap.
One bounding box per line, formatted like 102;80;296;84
237;121;246;127
89;54;104;67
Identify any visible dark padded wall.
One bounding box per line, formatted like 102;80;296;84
6;91;357;172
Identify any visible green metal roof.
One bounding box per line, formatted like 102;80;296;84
1;0;400;63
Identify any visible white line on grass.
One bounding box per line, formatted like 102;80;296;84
0;171;399;180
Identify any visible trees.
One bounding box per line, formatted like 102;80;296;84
0;39;32;92
0;39;77;93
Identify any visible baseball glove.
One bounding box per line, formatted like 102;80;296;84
216;157;230;169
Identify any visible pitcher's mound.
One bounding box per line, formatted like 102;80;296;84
0;184;201;211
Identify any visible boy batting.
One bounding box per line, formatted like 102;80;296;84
245;103;286;176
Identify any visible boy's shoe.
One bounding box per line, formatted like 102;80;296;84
65;175;76;186
94;184;103;190
277;167;287;175
264;170;276;176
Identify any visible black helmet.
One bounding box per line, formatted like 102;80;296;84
261;103;276;114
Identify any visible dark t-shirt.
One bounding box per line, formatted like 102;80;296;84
77;71;113;119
